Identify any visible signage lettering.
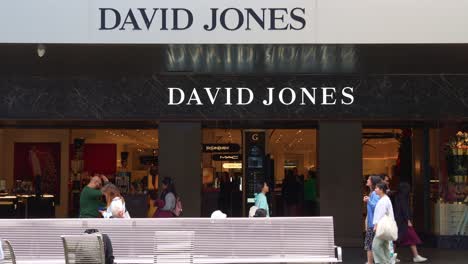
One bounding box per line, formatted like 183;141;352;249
212;154;242;161
203;144;241;153
99;7;306;32
203;8;306;31
169;87;355;106
100;8;193;31
3;1;468;44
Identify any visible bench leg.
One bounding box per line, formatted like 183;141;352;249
335;246;343;262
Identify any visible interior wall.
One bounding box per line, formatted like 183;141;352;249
272;151;285;184
268;129;317;183
1;129;70;217
71;129;159;182
363;158;397;176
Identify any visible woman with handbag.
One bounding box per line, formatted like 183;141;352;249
394;183;427;263
372;182;396;264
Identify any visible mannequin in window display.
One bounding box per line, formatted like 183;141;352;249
28;146;43;195
27;145;57;196
116;152;131;194
29;146;42;178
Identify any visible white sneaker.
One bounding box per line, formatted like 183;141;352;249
390;253;398;264
413;255;428;263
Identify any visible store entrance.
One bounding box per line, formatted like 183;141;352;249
201;128;317;217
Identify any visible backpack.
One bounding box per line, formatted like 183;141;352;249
172;196;183;216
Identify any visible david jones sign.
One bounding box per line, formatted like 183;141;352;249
168;87;355;106
100;7;306;31
2;1;468;44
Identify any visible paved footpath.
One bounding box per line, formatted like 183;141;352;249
341;247;467;264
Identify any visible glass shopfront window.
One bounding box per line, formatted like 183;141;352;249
201;128;317;217
0;128;159;218
430;123;467;237
201;129;243;217
361;125;467;243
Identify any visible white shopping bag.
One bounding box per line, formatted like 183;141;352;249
375;215;398;241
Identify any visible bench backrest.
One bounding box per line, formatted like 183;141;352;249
61;234;105;264
154;231;195;264
0;217;336;261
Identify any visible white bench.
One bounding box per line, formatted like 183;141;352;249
0;217;342;263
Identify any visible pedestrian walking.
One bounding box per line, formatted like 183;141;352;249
255;181;270;217
394;182;427;263
363;175;382;264
372;182;396;264
153;177;177;218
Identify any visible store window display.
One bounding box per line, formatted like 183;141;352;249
433;127;467;237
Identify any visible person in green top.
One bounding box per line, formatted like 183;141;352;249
79;175;108;218
304;170;318;216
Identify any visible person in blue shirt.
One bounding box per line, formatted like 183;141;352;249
363;175;382;264
254;181;270;217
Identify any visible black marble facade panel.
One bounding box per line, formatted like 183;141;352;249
0;75;466;120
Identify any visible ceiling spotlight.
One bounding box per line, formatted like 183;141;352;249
37;44;46;58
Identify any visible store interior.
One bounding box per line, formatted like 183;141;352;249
201;129;317;217
0;128;159;218
0;125;465;237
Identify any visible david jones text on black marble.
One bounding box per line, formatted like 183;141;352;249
99;8;306;31
168;87;355;106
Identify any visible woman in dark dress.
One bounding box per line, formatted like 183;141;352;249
394;182;428;263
